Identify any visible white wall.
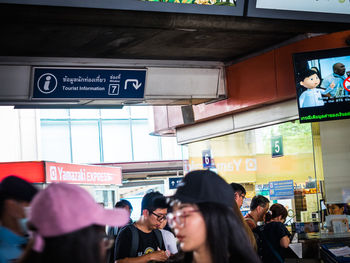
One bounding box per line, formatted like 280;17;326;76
0;107;39;161
321;118;350;203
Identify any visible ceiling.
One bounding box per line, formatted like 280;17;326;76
0;3;349;63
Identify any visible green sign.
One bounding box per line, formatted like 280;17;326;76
271;136;283;158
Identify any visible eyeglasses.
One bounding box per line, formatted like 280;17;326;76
240;194;246;200
151;211;167;222
100;234;114;250
167;209;200;228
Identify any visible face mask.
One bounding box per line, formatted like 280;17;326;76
18;206;31;235
18;218;28;235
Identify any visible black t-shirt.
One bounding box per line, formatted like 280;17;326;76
260;222;291;263
115;225;165;260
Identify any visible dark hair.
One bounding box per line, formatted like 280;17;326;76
115;199;133;211
230;183;246;196
19;225;104;263
0;175;38;217
296;69;320;97
310;66;320;74
330;203;345;208
141;191;167;215
298;69;319;83
168;203;260;263
265;203;287;223
250;195;269;211
327;203;345;214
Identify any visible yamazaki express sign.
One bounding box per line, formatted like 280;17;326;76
0;161;122;185
45;162;122;185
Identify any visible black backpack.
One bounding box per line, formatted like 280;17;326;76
253;225;284;263
114;224;164;260
106;226;122;263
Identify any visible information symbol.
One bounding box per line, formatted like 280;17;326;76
37;73;57;94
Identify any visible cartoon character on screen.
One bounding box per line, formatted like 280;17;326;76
298;69;330;108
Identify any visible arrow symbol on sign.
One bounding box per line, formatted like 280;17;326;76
124;79;142;90
171;181;175;186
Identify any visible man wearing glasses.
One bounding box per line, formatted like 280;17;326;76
244;195;270;231
230;182;246;209
114;191;169;263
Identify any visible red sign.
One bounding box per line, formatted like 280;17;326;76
45;162;122;185
343;76;350;93
0;161;46;183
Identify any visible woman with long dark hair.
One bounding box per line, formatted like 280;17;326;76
166;170;261;263
257;203;291;263
18;183;129;263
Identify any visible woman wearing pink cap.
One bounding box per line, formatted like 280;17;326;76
18;183;129;263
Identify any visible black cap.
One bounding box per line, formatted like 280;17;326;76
0;175;38;202
173;170;234;208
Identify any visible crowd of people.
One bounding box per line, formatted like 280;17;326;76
0;170;294;263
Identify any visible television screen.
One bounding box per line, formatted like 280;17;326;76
293;47;350;123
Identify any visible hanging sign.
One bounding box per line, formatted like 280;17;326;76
202;149;212;168
271;135;283;158
169;177;184;190
32;67;146;99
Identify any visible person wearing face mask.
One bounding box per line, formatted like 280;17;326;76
0;175;38;263
18;182;129;263
166;170;261;263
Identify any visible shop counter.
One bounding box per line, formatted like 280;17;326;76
289;232;350;262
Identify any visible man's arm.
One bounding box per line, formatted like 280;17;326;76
114;227;168;263
116;250;168;263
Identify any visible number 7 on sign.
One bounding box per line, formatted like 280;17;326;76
108;84;120;95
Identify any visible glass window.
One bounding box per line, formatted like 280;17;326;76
39;107;183;165
182;145;189;160
94;190;115;208
40;121;71;163
70;120;100;163
40;109;69;119
131;120;161;161
186;120;321;224
100;107;130;119
130;106;150;119
102;120;133;162
69;109;100;119
160;136;183;160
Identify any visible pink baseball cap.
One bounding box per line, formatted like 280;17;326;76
29;183;129;251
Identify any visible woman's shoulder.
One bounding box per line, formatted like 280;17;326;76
264;221;286;230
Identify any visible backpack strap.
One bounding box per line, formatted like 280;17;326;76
258;226;284;263
154;229;164;250
264;237;284;263
129;224;139;258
